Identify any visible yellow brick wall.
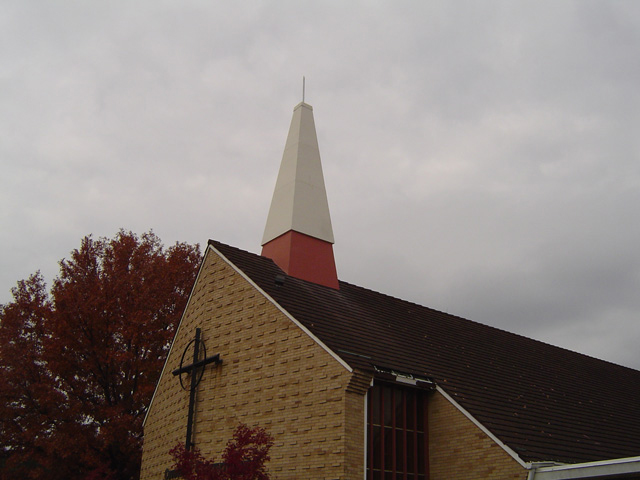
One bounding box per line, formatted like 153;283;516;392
343;371;372;480
428;390;527;480
140;247;364;480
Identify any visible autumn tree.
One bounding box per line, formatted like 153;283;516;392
0;231;201;480
170;424;274;480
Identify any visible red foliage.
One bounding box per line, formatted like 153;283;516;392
0;231;201;480
170;424;274;480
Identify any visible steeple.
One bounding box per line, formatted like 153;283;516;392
261;101;339;289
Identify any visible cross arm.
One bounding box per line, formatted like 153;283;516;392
172;354;222;377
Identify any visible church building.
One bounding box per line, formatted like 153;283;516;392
140;101;640;480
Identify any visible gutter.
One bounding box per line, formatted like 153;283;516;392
526;455;640;480
526;462;559;480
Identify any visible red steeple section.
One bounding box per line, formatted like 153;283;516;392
261;102;339;289
262;231;339;289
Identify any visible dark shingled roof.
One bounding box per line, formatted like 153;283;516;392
210;239;640;465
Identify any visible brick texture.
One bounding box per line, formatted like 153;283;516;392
140;247;366;480
428;390;527;480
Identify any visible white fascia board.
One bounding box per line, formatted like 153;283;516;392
435;385;529;469
208;244;352;373
532;456;640;480
142;247;212;427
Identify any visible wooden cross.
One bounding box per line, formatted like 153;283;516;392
172;327;222;450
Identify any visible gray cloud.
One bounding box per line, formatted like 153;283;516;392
2;1;639;369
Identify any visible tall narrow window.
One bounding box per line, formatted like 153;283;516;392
367;383;429;480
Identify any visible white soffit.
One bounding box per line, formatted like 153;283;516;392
262;102;334;245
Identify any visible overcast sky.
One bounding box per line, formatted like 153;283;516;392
2;1;640;369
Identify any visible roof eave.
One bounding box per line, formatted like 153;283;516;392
528;455;640;480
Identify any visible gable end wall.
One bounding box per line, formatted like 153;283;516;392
428;390;527;480
141;247;364;480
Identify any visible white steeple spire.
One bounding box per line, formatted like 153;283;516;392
261;102;335;246
261;100;339;289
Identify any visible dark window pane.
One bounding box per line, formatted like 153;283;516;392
372;425;381;470
417;393;425;432
383;386;392;426
406;432;415;474
418;434;425;474
406;390;416;429
384;426;393;472
372;386;381;425
396;428;405;472
395;388;404;428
